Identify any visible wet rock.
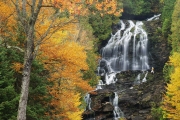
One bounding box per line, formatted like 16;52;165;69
102;103;114;112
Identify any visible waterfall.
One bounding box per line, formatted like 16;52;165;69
98;20;149;76
84;93;92;110
84;19;153;119
113;92;124;119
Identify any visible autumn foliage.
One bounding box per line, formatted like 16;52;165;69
162;0;180;119
39;34;93;119
0;1;16;40
0;0;123;119
163;53;180;119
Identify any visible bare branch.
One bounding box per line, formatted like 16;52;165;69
41;5;54;7
0;43;24;52
22;0;27;18
31;0;36;17
26;1;32;7
7;45;24;52
33;0;43;24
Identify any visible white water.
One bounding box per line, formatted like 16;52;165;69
105;72;117;85
97;20;149;85
147;14;161;21
142;71;148;83
96;80;104;90
113;92;124;119
134;73;141;85
98;20;149;77
84;93;92;110
133;71;148;85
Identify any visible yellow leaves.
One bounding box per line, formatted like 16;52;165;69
39;27;93;119
169;52;180;67
163;52;180;119
67;110;83;120
94;0;123;17
11;62;23;73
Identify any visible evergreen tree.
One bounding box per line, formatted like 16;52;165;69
0;47;19;120
161;0;176;38
27;60;51;120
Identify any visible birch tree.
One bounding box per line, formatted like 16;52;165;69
12;0;74;119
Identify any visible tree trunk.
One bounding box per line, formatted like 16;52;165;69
17;58;33;120
17;26;34;120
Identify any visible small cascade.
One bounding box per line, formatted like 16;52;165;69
146;14;161;21
134;73;141;85
84;93;92;110
113;92;124;120
142;71;148;83
105;72;117;85
96;80;105;90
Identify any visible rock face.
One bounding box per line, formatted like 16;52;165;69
83;71;165;120
83;19;170;120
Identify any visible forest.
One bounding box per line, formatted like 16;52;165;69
0;0;180;120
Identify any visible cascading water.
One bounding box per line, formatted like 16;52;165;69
96;80;105;90
98;20;149;76
142;71;148;83
83;17;158;119
147;14;161;21
97;20;150;86
84;93;92;110
113;92;124;120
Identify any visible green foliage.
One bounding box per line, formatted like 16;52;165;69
163;63;174;82
0;47;19;120
27;60;51;120
151;106;167;120
83;50;99;87
89;13;119;41
170;0;180;52
87;1;122;41
123;0;161;15
0;45;50;120
161;0;176;37
123;0;146;15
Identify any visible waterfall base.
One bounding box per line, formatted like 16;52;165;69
83;70;165;120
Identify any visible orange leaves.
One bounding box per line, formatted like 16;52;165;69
40;36;93;119
41;40;90;84
54;0;123;17
11;62;23;73
54;0;86;15
0;1;16;39
96;0;122;16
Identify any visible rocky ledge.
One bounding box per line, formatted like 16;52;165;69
83;70;166;120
